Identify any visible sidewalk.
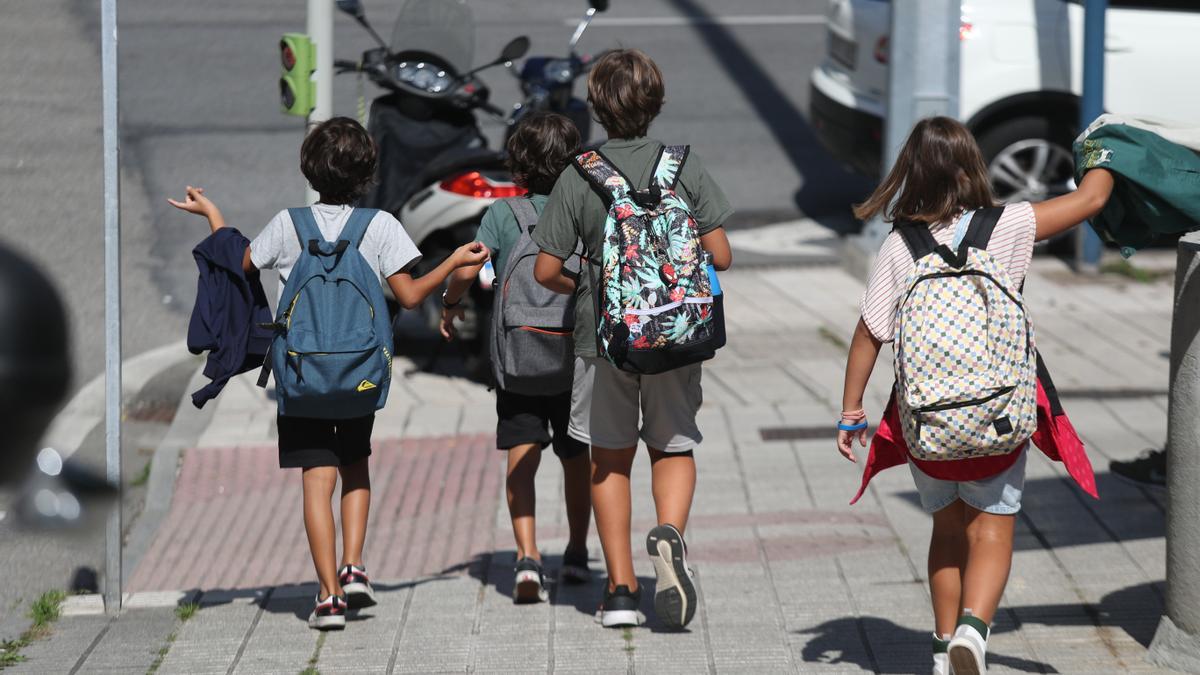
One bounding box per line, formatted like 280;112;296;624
10;255;1179;674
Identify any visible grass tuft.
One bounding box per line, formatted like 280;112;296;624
1100;259;1171;283
131;460;153;487
174;602;198;622
0;590;68;669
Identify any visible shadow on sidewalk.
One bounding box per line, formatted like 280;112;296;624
182;577;457;623
1007;581;1166;648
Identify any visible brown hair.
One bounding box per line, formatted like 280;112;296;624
852;116;996;226
300;117;377;205
506;112;581;195
587;49;665;139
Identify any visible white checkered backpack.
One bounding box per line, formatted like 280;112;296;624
893;207;1038;462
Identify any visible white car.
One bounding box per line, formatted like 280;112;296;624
810;0;1200;203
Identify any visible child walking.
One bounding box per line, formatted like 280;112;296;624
170;117;488;630
440;112;593;602
838;116;1113;674
532;49;733;629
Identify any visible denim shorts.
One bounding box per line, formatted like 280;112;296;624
908;447;1028;515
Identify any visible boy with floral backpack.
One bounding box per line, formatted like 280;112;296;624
532;49;733;630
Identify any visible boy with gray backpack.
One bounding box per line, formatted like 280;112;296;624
441;112;593;603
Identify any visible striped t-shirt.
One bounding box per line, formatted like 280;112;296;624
860;202;1037;342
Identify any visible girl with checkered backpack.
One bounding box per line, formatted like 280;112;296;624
836;117;1114;675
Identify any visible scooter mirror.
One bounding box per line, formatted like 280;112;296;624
499;36;531;64
335;0;365;20
589;0;610;12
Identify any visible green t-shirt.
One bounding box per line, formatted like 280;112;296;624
532;137;734;357
477;193;549;276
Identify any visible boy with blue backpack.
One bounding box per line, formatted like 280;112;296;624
532;50;733;630
169;117;489;630
440;112;592;603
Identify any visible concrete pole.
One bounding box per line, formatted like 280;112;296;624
1149;231;1200;671
845;0;961;279
100;0;123;615
305;0;333;204
1075;0;1107;272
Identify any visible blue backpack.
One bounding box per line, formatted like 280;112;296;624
260;207;393;419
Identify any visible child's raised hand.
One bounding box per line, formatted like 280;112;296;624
167;186;218;218
452;241;490;268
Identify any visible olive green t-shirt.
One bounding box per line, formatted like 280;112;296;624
476;193;548;276
532;137;734;357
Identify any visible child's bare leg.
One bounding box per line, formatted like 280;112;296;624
592;446;638;591
559;451;592;551
929;499;968;636
507;443;542;561
648;448;696;533
960;506;1016;624
338;458;370;568
302;467;343;598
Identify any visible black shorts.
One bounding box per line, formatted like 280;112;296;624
278;414;374;468
496;389;587;460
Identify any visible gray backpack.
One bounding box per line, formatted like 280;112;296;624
490;198;577;395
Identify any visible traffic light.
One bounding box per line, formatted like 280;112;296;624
279;33;315;117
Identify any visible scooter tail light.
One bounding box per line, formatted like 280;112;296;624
440;171;527;199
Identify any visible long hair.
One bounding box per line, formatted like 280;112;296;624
853;116;996;226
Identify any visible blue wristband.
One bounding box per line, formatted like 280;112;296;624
837;420;868;432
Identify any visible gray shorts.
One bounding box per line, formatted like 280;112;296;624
568;357;703;452
908;447;1028;515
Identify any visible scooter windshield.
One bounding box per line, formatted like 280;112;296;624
389;0;475;76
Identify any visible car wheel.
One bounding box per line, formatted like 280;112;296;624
976;116;1076;204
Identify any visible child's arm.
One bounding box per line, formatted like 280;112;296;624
700;228;732;271
168;185;255;273
1032;168;1115;242
439;264;482;340
534;252;577;295
386;242;489;310
837;318;883;463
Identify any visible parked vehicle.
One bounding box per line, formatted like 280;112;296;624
810;0;1200;204
334;0;607;361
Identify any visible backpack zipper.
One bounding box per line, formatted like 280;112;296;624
913;385;1014;414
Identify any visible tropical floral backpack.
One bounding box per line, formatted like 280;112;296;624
573;145;724;374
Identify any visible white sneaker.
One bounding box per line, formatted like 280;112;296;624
932;633;951;675
948;616;989;675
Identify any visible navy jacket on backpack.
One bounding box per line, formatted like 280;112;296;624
188;227;273;408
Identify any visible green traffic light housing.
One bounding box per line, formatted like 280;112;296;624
279;33;315;117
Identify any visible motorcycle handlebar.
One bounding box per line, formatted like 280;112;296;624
334;58;360;73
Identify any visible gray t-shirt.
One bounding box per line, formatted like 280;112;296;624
250;203;422;303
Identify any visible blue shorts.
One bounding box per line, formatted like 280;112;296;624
908;447;1028;515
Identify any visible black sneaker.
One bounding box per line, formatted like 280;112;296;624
560;547;591;585
646;523;697;630
307;594;347;630
1110;448;1167;488
513;557;548;604
595;584;641;627
338;564;377;609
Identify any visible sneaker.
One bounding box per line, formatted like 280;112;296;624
1110;448;1167;488
646;523;697;630
948;615;989;675
513;557;549;604
560;547;592;585
307;594;347;631
932;633;951;675
338;564;378;609
595;584;641;627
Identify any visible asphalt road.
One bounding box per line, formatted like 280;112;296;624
0;0;871;636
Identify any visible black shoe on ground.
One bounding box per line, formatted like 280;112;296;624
1110;448;1167;488
560;547;591;585
513;557;549;604
338;564;378;609
646;523;697;630
308;594;347;630
595;584;641;627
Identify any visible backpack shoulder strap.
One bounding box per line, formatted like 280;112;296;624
896;222;939;262
502;198;539;235
336;208;378;249
289;207;323;248
651;144;689;191
573;150;628;208
961;206;1005;250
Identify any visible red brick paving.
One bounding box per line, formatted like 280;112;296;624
128;433;502;592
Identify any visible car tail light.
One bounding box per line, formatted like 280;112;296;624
874;36;888;64
959;21;974;41
439;171;527;199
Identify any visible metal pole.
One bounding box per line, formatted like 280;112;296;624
101;0;123;615
1075;0;1106;272
850;0;961;276
305;0;333;204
